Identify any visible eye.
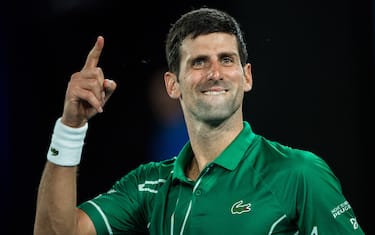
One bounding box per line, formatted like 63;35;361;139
221;56;234;65
192;57;206;68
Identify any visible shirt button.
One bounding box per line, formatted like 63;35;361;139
195;189;202;196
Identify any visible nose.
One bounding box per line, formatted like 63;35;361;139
207;61;221;80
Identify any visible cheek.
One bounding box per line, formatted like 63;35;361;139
226;69;244;82
180;72;202;88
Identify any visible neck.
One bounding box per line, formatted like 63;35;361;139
184;118;244;180
185;157;200;181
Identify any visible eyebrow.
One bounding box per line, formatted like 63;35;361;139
218;52;238;58
189;51;238;62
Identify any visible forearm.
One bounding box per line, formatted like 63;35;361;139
33;36;115;235
34;162;78;235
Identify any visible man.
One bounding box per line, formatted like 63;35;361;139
34;7;365;234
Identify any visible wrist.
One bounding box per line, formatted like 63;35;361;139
47;117;88;166
61;115;88;128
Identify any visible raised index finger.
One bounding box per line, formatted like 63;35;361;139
82;35;104;70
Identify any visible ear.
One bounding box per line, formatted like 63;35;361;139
164;71;181;99
243;63;253;92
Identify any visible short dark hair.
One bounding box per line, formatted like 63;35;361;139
165;7;248;75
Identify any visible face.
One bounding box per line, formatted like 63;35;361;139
164;32;252;125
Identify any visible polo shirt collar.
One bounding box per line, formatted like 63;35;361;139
172;121;256;181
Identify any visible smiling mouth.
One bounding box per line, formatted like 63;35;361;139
203;90;227;95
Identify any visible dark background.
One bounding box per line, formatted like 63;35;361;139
2;0;374;234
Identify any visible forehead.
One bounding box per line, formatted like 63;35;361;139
180;33;238;58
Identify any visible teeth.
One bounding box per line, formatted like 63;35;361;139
204;91;226;95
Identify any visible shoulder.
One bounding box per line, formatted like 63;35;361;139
257;136;327;166
254;136;337;183
115;157;176;185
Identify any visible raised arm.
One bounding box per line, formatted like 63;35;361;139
33;36;117;235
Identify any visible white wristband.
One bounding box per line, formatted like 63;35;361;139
47;118;88;166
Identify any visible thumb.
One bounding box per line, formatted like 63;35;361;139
103;79;117;103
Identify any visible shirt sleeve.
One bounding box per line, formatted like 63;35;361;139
78;165;150;235
294;152;365;234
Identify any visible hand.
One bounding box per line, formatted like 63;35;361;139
61;36;117;127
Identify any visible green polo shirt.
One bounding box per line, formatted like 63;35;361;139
78;121;364;234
